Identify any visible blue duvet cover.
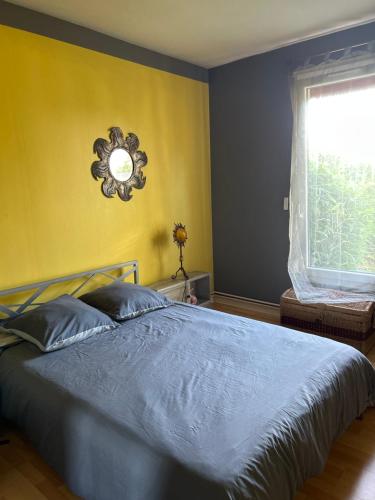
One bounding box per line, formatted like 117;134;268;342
0;303;374;499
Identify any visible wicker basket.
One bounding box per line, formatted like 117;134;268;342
280;288;375;354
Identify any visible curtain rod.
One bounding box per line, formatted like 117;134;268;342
300;40;375;70
308;40;374;61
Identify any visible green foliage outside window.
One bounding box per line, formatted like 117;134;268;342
308;154;375;274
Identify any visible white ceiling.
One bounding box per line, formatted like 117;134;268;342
7;0;375;68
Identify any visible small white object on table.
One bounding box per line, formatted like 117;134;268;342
149;272;211;306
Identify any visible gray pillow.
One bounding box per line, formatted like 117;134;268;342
79;282;172;321
4;294;116;352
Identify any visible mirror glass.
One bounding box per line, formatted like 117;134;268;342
109;148;133;182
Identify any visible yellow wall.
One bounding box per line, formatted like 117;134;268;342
0;25;212;289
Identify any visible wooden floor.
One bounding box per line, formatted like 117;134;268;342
0;299;374;500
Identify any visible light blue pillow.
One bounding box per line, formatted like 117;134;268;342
3;294;117;352
79;282;172;321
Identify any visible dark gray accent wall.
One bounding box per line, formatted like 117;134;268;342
209;22;375;304
0;0;208;82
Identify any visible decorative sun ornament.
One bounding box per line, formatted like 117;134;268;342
172;223;189;280
173;223;188;247
91;126;147;202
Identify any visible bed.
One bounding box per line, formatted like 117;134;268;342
0;261;374;500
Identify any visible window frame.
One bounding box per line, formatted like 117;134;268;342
303;78;375;292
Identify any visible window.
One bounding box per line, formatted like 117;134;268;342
288;46;375;303
306;77;375;281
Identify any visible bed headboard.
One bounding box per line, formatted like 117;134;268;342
0;261;139;320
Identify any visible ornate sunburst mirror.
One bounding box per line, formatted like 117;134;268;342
91;126;147;202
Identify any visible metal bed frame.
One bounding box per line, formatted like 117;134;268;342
0;261;139;320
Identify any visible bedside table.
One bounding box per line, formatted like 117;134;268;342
149;272;211;306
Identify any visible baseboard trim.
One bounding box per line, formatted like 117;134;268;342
213;291;279;307
213;292;280;321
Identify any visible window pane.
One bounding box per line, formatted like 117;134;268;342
306;81;375;274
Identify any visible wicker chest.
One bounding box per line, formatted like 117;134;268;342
280;288;375;354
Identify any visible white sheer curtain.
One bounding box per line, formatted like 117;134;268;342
288;43;375;303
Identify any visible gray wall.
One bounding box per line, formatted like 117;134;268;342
209;22;375;304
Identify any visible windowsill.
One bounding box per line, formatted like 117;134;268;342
307;266;375;291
